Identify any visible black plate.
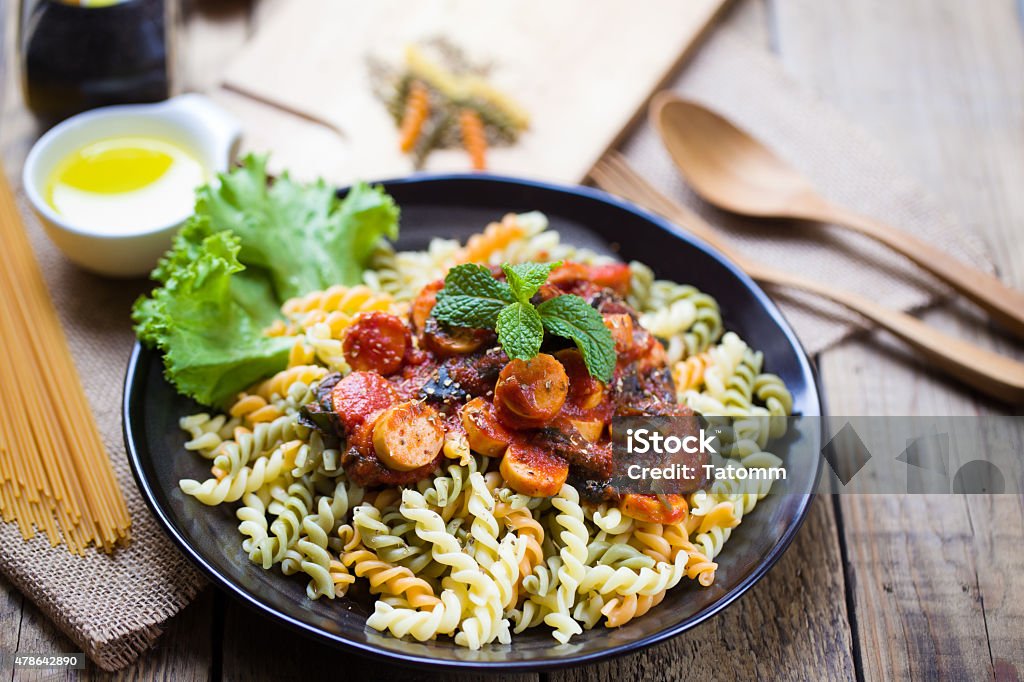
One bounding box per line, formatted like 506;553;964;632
124;175;823;671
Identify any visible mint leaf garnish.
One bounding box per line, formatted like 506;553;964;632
502;261;561;303
536;295;616;382
431;260;616;381
496;302;544;360
433;263;514;328
433;294;508;329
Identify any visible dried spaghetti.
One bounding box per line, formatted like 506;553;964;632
0;163;130;554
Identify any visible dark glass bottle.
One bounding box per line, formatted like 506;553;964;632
19;0;172;119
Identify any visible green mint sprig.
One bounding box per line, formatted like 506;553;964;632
432;262;616;382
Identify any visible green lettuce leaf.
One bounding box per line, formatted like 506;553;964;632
194;155;399;299
133;225;294;406
133;155;401;406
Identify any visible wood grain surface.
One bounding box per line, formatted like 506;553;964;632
217;0;730;184
2;0;1022;680
777;0;1024;679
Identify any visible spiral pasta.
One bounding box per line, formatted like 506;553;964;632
544;485;588;643
255;365;329;402
630;261;724;361
173;214;796;647
280;479;355;599
343;544;441;608
366;588;463;642
282;284;399;331
600;590;667;628
400;489;506;646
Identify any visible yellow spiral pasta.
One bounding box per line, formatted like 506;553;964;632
366;588;463;642
631;522;674;564
495;502;544;601
282;284;399;330
672;351;710;395
664;524;718;587
254;365;329;401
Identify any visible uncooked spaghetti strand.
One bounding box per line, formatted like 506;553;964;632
0;261;81;507
0;161;129;552
1;228;113;542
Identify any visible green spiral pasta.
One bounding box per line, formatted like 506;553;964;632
586;538;657;571
283;480;353;599
354;505;422;565
263;479;316;566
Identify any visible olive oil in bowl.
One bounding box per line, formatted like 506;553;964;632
46;137;207;234
22;94;240;277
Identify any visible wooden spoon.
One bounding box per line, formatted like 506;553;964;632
589;152;1024;404
651;93;1024;339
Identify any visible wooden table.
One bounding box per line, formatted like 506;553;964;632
2;1;1022;679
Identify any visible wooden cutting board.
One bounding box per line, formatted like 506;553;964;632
214;0;730;184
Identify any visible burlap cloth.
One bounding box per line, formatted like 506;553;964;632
0;24;995;673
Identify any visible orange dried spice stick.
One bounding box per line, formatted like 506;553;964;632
459;108;488;170
398;81;430;153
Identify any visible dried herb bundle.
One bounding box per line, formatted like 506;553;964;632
369;39;530;170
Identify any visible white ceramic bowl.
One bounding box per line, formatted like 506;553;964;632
22;94;240;277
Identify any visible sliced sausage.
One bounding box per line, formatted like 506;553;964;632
343;312;410;375
500;442;569;497
568;418;604;443
494;354;569;429
461;397;514;457
372;401;445;471
619;494;688;524
342;444;441;488
411;279;444;334
421;318;492;356
330;371;398;433
555;348;606;410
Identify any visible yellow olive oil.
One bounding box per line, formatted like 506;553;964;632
46;137;206;234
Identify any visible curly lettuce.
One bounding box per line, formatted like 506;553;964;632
132;155;400;406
